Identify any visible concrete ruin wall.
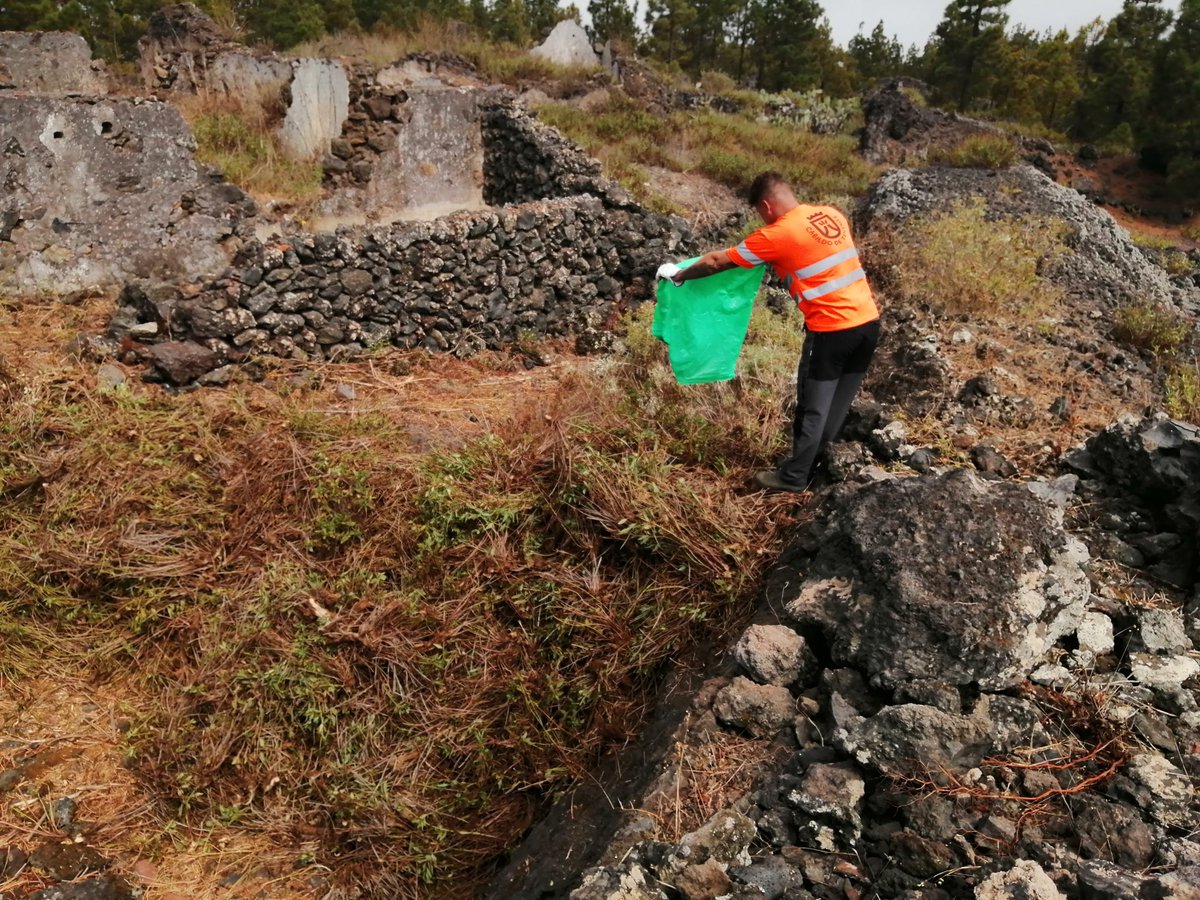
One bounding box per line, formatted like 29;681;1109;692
139;5;348;161
278;58;350;160
0;31;108;95
138;4;254;93
0;95;256;291
316;73;489;227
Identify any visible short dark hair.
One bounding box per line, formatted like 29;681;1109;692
748;171;788;206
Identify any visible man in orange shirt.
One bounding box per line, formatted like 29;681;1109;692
657;171;881;492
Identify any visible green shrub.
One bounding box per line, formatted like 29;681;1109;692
699;69;738;95
1098;122;1137;157
1130;232;1194;276
1166;360;1200;424
931;133;1019;169
1112;304;1192;356
698;148;756;190
886;199;1069;320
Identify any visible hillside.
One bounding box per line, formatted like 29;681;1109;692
2;14;1200;900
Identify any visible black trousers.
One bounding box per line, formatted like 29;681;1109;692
779;318;881;485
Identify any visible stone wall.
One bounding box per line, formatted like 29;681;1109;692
0;95;256;292
118;94;741;378
482;95;613;207
145;194;697;370
138;4;256;93
0;31;108;95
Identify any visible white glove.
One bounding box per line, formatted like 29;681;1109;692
656;262;685;286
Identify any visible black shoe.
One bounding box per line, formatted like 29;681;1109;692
753;470;809;493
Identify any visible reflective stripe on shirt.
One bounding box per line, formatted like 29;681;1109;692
793;246;858;281
735;241;765;266
801;267;867;301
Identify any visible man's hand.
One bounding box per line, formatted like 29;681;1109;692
656;262;685;286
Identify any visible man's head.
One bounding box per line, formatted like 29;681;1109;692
747;171;797;224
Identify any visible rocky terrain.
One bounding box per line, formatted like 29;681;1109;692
487;88;1200;900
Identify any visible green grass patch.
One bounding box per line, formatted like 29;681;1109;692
930;132;1020;169
537;94;877;205
185;102;323;203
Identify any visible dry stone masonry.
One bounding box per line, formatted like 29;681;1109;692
138;3;275;94
121;191;706;376
105;87;736;380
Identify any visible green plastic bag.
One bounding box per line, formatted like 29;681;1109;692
652;257;765;384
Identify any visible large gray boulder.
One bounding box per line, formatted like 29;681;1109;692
1071;414;1200;593
531;20;599;68
0;31;108;94
778;469;1090;690
856;165;1200;315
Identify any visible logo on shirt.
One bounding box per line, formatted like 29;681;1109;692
807;212;843;241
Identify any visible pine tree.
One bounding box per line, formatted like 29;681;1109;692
643;0;697;68
239;0;327;47
587;0;636;45
1074;0;1173;144
1143;0;1200;189
488;0;531;44
847;21;904;85
988;27;1083;131
525;0;569;41
749;0;826;92
0;0;55;31
927;0;1011;110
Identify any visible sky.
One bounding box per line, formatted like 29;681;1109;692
824;0;1183;50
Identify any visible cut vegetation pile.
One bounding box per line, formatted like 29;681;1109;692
0;297;808;897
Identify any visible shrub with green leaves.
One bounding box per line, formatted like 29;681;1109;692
1112;303;1191;356
1166;360;1200;424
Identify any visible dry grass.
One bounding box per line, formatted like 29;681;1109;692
664;729;789;840
293;20;602;94
0;294;802;896
865;199;1071;323
929;133;1020;169
0;678;321;899
174;91;324;204
535;93;877;203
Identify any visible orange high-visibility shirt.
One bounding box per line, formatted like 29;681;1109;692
726;205;878;332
